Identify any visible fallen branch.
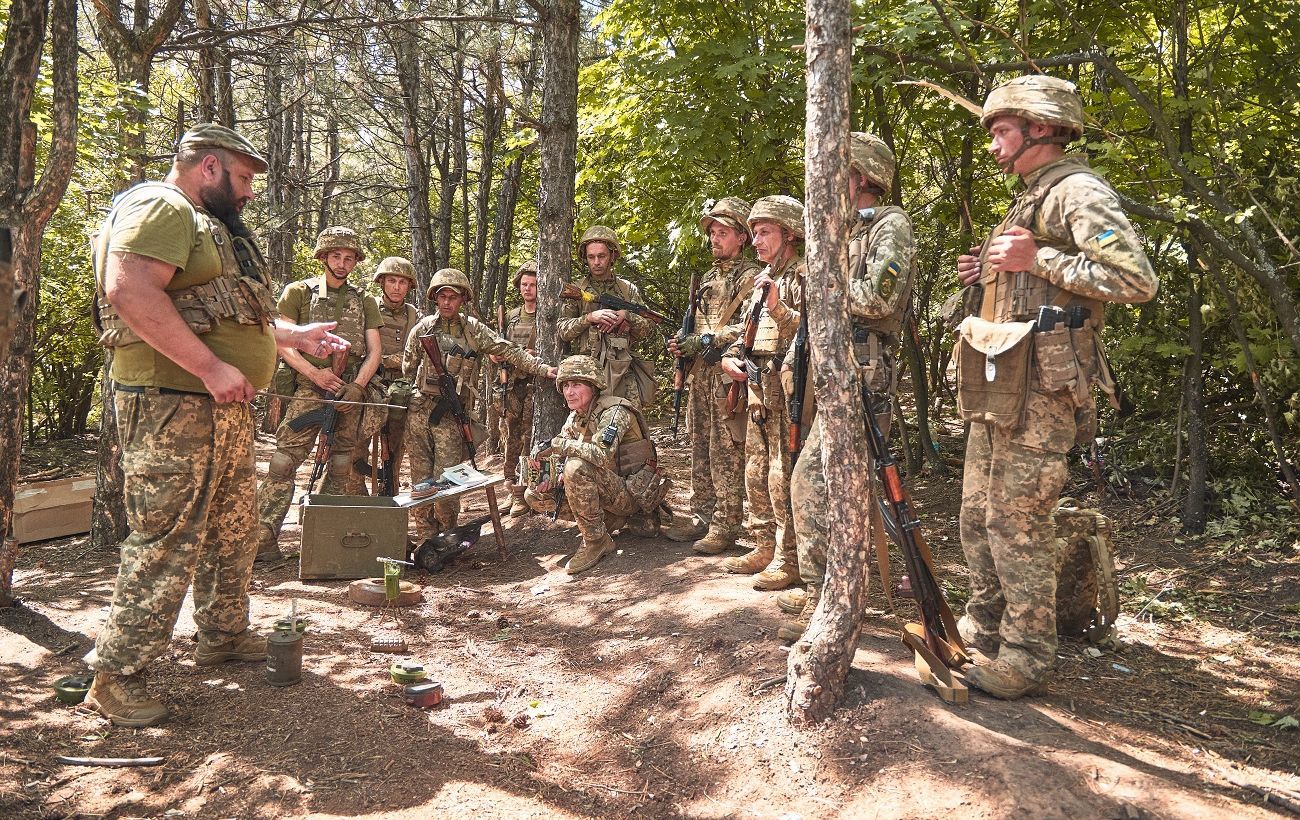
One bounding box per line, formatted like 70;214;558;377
56;755;165;768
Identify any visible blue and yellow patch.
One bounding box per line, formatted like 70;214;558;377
1092;229;1119;249
879;261;902;300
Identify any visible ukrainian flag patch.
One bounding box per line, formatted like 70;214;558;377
1093;229;1118;248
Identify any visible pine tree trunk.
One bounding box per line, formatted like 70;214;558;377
1181;276;1207;533
785;0;872;724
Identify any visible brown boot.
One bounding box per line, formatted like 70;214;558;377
253;525;283;563
754;550;801;591
85;671;168;727
506;487;528;517
778;583;820;642
692;528;741;555
194;629;268;667
567;534;616;575
664;516;708;543
722;541;774;574
776;586;807;615
964;659;1049;700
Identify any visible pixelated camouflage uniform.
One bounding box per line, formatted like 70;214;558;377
558;253;657;408
404;310;548;537
500;303;539;488
258;274;374;541
960;155;1157;680
352;291;420;488
790;204;915;588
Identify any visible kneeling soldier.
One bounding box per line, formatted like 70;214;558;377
525;355;671;575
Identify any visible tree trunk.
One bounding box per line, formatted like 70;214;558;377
1181;275;1207;533
392;24;437;300
471;66;503;296
785;0;871;724
318;117;340;235
533;0;579;438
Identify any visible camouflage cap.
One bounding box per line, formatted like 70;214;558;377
314;227;367;262
513;259;538;289
849;133;896;197
748;195;805;240
981;75;1085;140
578;225;622;259
373;256;416;284
177;123;269;174
700;197;753;239
555;354;606;393
426;267;473;301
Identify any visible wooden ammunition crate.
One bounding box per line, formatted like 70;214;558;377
299;494;408;580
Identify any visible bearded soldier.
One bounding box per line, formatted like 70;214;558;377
403;268;556;541
955;76;1156;698
664;197;761;552
255;226;383;561
491;260;543;515
85;124;348;725
718;196;805;592
558;226;657;407
524;355;671;574
352;256;422;493
778;133;915;640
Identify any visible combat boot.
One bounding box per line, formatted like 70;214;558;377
691;527;741;555
254;525;283;563
776;586;807;615
753;550;801;591
85;671;168;727
964;659;1049;700
506;486;528;517
722;540;774;574
777;583;821;642
567;534;616;575
664;516;708;543
194;629;268;666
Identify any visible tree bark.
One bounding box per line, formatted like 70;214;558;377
1181;275;1207;533
785;0;871;724
392;23;437;300
471;63;504;296
532;0;579;438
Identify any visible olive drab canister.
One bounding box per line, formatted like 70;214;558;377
849;132;897;197
577;225;622;260
314;226;367;261
699;197;753;240
265;626;303;687
980;75;1085;140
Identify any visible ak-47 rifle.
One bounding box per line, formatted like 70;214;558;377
495;302;510;390
725;284;769;415
861;387;971;702
787;299;809;458
670;272;702;440
559;282;672;325
418;333;478;469
287;348;350;494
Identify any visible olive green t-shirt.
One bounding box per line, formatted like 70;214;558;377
277;278;383;368
98;182;277;393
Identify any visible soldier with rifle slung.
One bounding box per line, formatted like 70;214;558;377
778;133;916;640
717;196;806;592
558;225;658;408
256;226;383;562
402;268;556;542
352;256;422;495
664;197;761;553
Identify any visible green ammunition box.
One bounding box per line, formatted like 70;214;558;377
299;494;409;580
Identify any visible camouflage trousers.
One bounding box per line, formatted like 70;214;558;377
91;392;257;676
959;390;1074;679
407;392;474;538
685;366;746;534
744;359;796;562
501;378;535;485
564;457;642;545
258;380;366;542
790;410;888;586
351;368;406;492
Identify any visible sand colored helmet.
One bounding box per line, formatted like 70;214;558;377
747;195;805;240
314;227;367;262
849;133;896;197
373;256;416;285
513;259;538;290
577;225;622;260
554;354;606;393
699;197;753;239
980;75;1085;141
177;123;269;173
425;267;473;301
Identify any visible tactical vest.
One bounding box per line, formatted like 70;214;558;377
585;395;655;477
978;158;1105;328
697;258;760;335
574;275;637;356
415;317;479;407
93;185;278;348
751;258;803;357
507;305;538;350
377;300;419;373
298;277;370;361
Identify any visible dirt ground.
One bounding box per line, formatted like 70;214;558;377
3;425;1298;819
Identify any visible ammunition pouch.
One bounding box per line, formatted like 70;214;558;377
615;437;655;477
357;381;389;440
956;316;1035;431
387;379;412;422
624;463;671;514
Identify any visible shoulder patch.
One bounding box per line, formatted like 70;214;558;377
879;261;901;300
1092;229;1119;249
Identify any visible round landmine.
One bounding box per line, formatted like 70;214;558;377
348;577;423;607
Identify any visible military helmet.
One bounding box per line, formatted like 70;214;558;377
577;225;622;260
555;354;606;393
373;256;416;284
981;75;1085;141
849;133;896;197
700;197;753;239
177;123;269;173
513;259;538;289
747;195;805;240
314;226;367;262
426;267;473;301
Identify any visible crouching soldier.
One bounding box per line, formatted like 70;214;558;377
524;355;671;575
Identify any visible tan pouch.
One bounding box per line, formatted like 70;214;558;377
616;437;655;476
956;316;1035;430
1034;324;1079;394
625;464;671;513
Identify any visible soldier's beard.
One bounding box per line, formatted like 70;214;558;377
200;171;253;238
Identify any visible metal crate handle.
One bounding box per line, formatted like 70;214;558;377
341;531;372;549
